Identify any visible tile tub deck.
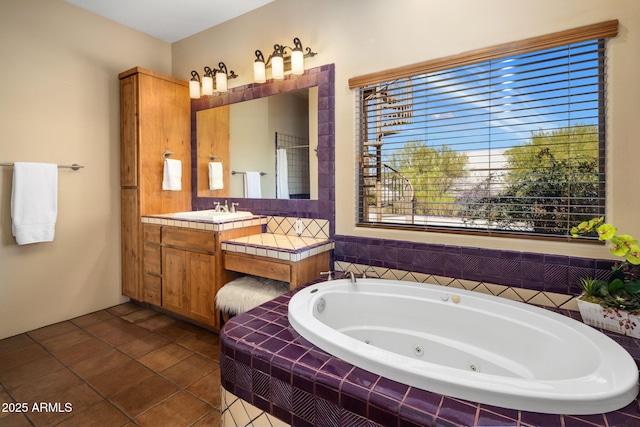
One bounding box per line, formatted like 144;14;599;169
220;279;640;427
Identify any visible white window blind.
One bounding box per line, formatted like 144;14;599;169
355;33;611;238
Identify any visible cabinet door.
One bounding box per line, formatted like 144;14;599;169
120;74;138;188
121;188;140;299
162;247;188;316
186;251;216;327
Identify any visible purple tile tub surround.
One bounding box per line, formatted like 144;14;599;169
220;279;640;427
190;64;335;236
333;234;616;297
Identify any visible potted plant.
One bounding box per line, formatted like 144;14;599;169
571;217;640;337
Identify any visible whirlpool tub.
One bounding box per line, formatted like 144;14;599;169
288;278;639;415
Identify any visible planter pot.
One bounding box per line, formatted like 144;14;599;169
577;298;640;339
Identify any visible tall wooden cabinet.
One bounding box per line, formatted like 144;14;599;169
119;67;191;301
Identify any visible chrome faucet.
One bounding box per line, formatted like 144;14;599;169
320;271;332;281
213;201;221;212
221;200;229;212
231;202;239;213
346;271;356;283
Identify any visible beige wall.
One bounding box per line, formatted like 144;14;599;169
0;0;172;339
173;0;640;261
1;0;638;339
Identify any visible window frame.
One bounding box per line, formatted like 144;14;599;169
351;20;618;240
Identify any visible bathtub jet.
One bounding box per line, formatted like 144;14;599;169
288;278;639;415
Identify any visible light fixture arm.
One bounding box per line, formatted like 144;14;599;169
216;62;238;79
255;38;317;70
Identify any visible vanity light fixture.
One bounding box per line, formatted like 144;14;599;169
189;62;238;99
253;37;317;83
189;70;201;99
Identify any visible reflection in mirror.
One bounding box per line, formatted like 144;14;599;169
196;88;318;199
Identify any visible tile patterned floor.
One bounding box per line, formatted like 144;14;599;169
0;303;222;426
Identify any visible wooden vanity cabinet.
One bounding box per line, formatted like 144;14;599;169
140;223;263;330
119;67;191;300
161;227;217;326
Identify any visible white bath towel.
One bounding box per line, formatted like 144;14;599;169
209;162;223;190
243;171;262;198
276;148;289;199
162;159;182;191
11;162;58;245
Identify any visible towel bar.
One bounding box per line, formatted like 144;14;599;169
232;170;267;176
0;163;84;171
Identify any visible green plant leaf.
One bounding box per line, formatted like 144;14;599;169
608;278;625;292
623;280;640;295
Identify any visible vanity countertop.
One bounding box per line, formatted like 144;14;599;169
141;213;267;232
222;233;334;262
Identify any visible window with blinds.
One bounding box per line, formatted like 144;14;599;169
353;22;617;239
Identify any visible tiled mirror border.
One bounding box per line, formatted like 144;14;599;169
191;64;336;236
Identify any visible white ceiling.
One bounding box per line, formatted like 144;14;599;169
65;0;275;43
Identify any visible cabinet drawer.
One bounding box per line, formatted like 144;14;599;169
224;252;291;283
162;227;216;253
143;273;161;306
143;243;161;275
143;224;161;243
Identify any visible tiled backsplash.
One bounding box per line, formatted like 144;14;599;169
266;216;329;239
332;234;615;298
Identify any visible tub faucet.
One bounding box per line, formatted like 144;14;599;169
346;271;356;283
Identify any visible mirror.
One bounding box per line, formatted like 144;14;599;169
195;87;318;199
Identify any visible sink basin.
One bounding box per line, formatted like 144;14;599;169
170;210;253;222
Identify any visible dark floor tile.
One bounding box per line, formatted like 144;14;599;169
107;302;143;317
0;412;31;427
11;366;82;403
56;400;130;427
110;374;179;418
121;308;160;324
117;333;170;359
161;353;215;388
0;354;64;390
0;343;48;372
27;321;80;343
187;369;221;407
192;410;222;427
138;343;193;371
25;383;102;426
0;334;34;356
134;391;211;427
70;309;115;328
100;322;150;347
69;348;131;380
84;317;134;339
176;330;220;360
39;328;94;353
154;320;201;341
53;337;112;366
87;360;154;397
137;314;176;331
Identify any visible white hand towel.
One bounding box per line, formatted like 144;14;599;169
243;171;262;198
162;159;182;191
209;162;223;190
276;148;289;199
11;162;58;245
